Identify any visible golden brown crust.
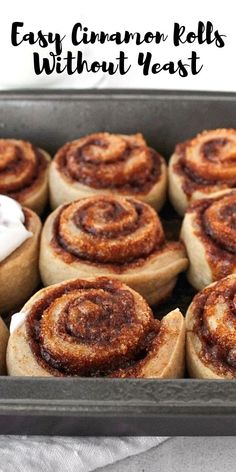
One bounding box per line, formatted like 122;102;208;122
0;139;50;214
181;190;236;290
0;208;42;313
112;309;186;378
39;195;188;305
0;317;9;374
7;277;185;378
186;275;236;379
169;129;236;215
49;133;167;211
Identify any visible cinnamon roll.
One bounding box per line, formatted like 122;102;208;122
181;190;236;290
7;277;185;378
0;317;8;374
0;195;41;313
186;274;236;379
0;139;50;214
49;133;167;211
168;129;236;215
39;195;188;305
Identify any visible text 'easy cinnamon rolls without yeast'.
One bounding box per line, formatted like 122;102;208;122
186;274;236;379
0;139;50;214
40;195;188;305
181;190;236;290
49;133;167;211
7;277;185;378
169;129;236;215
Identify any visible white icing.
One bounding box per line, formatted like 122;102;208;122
0;195;32;262
10;311;28;334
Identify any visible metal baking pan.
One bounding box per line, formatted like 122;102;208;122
0;89;236;436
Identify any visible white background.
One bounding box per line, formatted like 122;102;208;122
0;0;235;91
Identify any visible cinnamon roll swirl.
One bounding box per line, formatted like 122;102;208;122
168;129;236;215
181;190;236;290
49;133;167;211
0;139;50;214
7;277;185;378
39;195;188;305
0;317;8;374
186;274;236;379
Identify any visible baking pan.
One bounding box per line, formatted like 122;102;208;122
0;89;236;436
